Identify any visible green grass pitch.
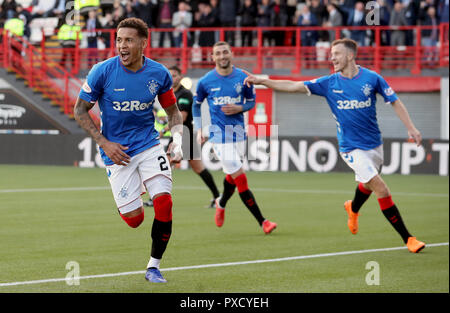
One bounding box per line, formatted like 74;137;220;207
0;164;448;293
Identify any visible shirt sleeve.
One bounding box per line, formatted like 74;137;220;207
78;63;104;103
157;66;176;108
374;73;399;104
158;67;173;95
241;82;256;112
192;79;206;130
303;75;330;97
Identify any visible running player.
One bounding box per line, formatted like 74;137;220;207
244;38;425;252
193;41;277;234
74;17;183;283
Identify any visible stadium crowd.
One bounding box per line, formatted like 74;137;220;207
0;0;449;48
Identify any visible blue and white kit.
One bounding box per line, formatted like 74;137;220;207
192;67;255;174
304;66;398;153
79;56;175;211
79;55;174;166
304;66;399;182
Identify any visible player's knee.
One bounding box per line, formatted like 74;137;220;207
234;173;249;193
118;198;144;228
153;193;173;222
119;208;144;228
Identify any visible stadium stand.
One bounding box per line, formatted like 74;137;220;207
0;0;448;130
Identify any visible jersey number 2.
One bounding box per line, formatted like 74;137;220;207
158;156;169;171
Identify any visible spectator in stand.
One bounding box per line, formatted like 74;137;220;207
172;1;192;47
270;0;289;46
4;10;24;71
324;2;343;42
52;0;66;17
309;0;329;42
219;0;239;46
420;5;439;63
438;0;449;23
112;4;126;27
197;2;216;47
389;1;408;46
375;0;392;46
257;0;273;46
346;1;366;46
239;0;257;47
134;0;155;28
286;0;299;27
16;4;32;40
57;16;82;72
1;0;17;20
157;0;176;48
309;0;328;26
210;0;221;43
124;0;137;19
402;0;419;45
31;0;58;19
182;0;199;46
209;0;220;26
296;3;319;46
85;9;102;67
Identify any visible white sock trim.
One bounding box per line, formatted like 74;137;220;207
147;257;161;269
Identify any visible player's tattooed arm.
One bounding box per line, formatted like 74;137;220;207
74;97;105;144
165;103;183;135
74;97;130;165
164;103;184;163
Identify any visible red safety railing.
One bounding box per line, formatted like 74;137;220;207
1;31;100;126
0;24;447;122
27;24;448;76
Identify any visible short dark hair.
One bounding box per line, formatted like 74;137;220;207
169;65;182;74
213;41;231;50
331;38;358;56
117;17;149;39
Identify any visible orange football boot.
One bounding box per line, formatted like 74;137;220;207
262;220;277;234
215;198;225;227
344;200;359;235
406;237;426;253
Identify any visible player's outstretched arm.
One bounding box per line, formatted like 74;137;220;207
391;99;422;146
74;97;130;165
243;71;309;93
164;103;184;163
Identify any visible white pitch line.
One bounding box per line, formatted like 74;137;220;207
0;185;448;198
0;242;447;287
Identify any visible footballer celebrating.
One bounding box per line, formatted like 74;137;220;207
74;17;183;283
193;41;277;234
244;38;425;252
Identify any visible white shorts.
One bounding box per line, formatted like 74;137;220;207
212;141;246;175
340;145;384;183
106;144;172;214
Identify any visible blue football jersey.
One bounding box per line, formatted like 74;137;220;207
193;67;255;143
78;56;173;165
304;67;398;152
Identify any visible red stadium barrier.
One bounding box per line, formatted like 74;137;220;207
0;24;447;122
2;24;447;76
0;30;100;126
